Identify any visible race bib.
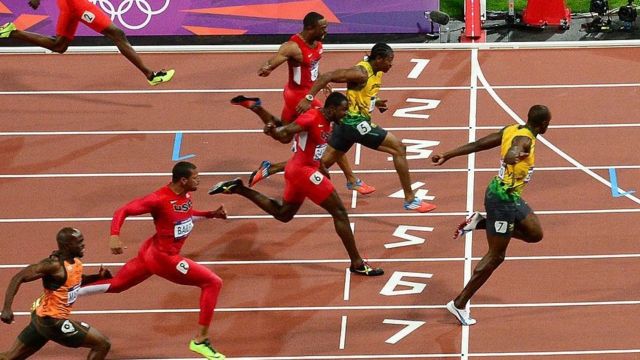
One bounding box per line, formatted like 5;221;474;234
310;61;319;81
369;96;376;113
356;121;372;135
174;218;194;239
497;161;507;180
67;284;80;306
309;171;324;185
314;144;327;161
524;167;535;183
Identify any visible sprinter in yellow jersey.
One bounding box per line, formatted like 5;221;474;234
431;105;551;326
297;43;436;212
1;228;113;359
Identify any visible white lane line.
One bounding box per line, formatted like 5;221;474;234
339;315;348;350
3;253;640;269
0;254;640;270
9;299;640;317
1;165;639;178
1;208;640;223
354;143;362;165
3;123;640;136
343;268;351;301
475;57;640;206
460;47;480;360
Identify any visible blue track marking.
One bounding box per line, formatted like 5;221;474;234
609;168;635;197
172;132;195;161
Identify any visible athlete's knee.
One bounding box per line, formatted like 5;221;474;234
275;212;295;223
204;272;223;291
387;139;406;157
51;39;69;54
524;229;543;243
93;337;111;355
104;25;126;42
478;252;505;272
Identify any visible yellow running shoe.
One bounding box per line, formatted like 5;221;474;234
189;339;225;360
0;22;16;38
147;69;175;86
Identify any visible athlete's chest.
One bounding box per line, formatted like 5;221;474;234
158;194;194;219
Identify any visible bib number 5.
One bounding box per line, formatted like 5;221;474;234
356;121;372;135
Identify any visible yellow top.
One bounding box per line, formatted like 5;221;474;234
496;124;536;197
344;60;383;125
35;258;83;319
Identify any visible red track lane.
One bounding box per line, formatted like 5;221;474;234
1;48;639;359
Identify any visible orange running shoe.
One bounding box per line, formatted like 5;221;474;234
346;178;376;195
404;198;437;213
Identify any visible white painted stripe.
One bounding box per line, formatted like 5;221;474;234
1;165;638;178
343;268;351;301
460;47;480;360
354;143;362;165
339;315;347;350
350;189;358;209
8;299;640;317
2;253;640;270
1;208;639;223
475;57;640;206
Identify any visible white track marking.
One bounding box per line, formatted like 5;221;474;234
339;316;348;350
343;268;351;301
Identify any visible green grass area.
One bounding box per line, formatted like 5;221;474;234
440;0;632;20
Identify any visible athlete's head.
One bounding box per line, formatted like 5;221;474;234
526;105;551;135
172;161;200;191
367;43;394;73
303;12;328;41
56;227;85;258
323;91;348;122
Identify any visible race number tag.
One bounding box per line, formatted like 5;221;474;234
314;144;327;161
311;60;319;81
67;284;80;306
356;121;372;135
369;96;376;113
174;218;194;239
309;171;324;185
176;260;190;275
524;167;535;183
497;161;507;180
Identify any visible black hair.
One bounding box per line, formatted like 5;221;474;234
324;91;348;109
303;12;324;28
367;43;393;61
172;161;196;183
527;105;551;128
56;227;80;248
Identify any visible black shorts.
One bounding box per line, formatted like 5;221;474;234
18;313;91;350
484;185;532;238
328;119;388;153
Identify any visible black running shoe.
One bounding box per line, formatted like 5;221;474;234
350;262;384;277
231;95;261;109
208;178;242;195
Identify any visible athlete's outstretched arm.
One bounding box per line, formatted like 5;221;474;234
82;266;113;286
258;41;299;77
1;259;59;324
264;122;304;144
192;205;227;220
296;66;368;113
109;194;158;254
432;131;503;166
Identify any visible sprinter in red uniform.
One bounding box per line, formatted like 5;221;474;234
238;12;374;195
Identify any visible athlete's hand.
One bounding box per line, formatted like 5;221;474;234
516;152;530;161
258;64;272;77
431;154;449;166
28;0;40;10
109;235;126;255
263;122;277;136
376;99;388;113
1;308;14;324
209;205;227;219
296;98;312;114
98;265;113;280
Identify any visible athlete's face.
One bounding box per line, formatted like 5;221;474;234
327;100;348;122
313;19;328;41
538;116;551;134
65;231;85;258
184;169;200;192
378;53;394;73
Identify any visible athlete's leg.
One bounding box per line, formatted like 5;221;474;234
375;131;413;201
101;24;154;79
321;145;345;169
78;327;111;360
512;212;543;243
8;31;71;53
0;338;42;360
318;190;364;268
232;181;302;222
453;232;511;309
79;254;152;296
233;96;283;126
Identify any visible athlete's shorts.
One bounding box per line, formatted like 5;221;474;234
18;312;90;350
281;86;322;124
56;0;112;40
484;183;532;238
283;163;334;205
328;115;388;153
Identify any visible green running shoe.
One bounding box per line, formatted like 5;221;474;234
0;22;16;38
147;69;175;86
189;339;225;359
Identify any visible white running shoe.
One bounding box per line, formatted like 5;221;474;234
446;300;477;326
453;212;485;239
